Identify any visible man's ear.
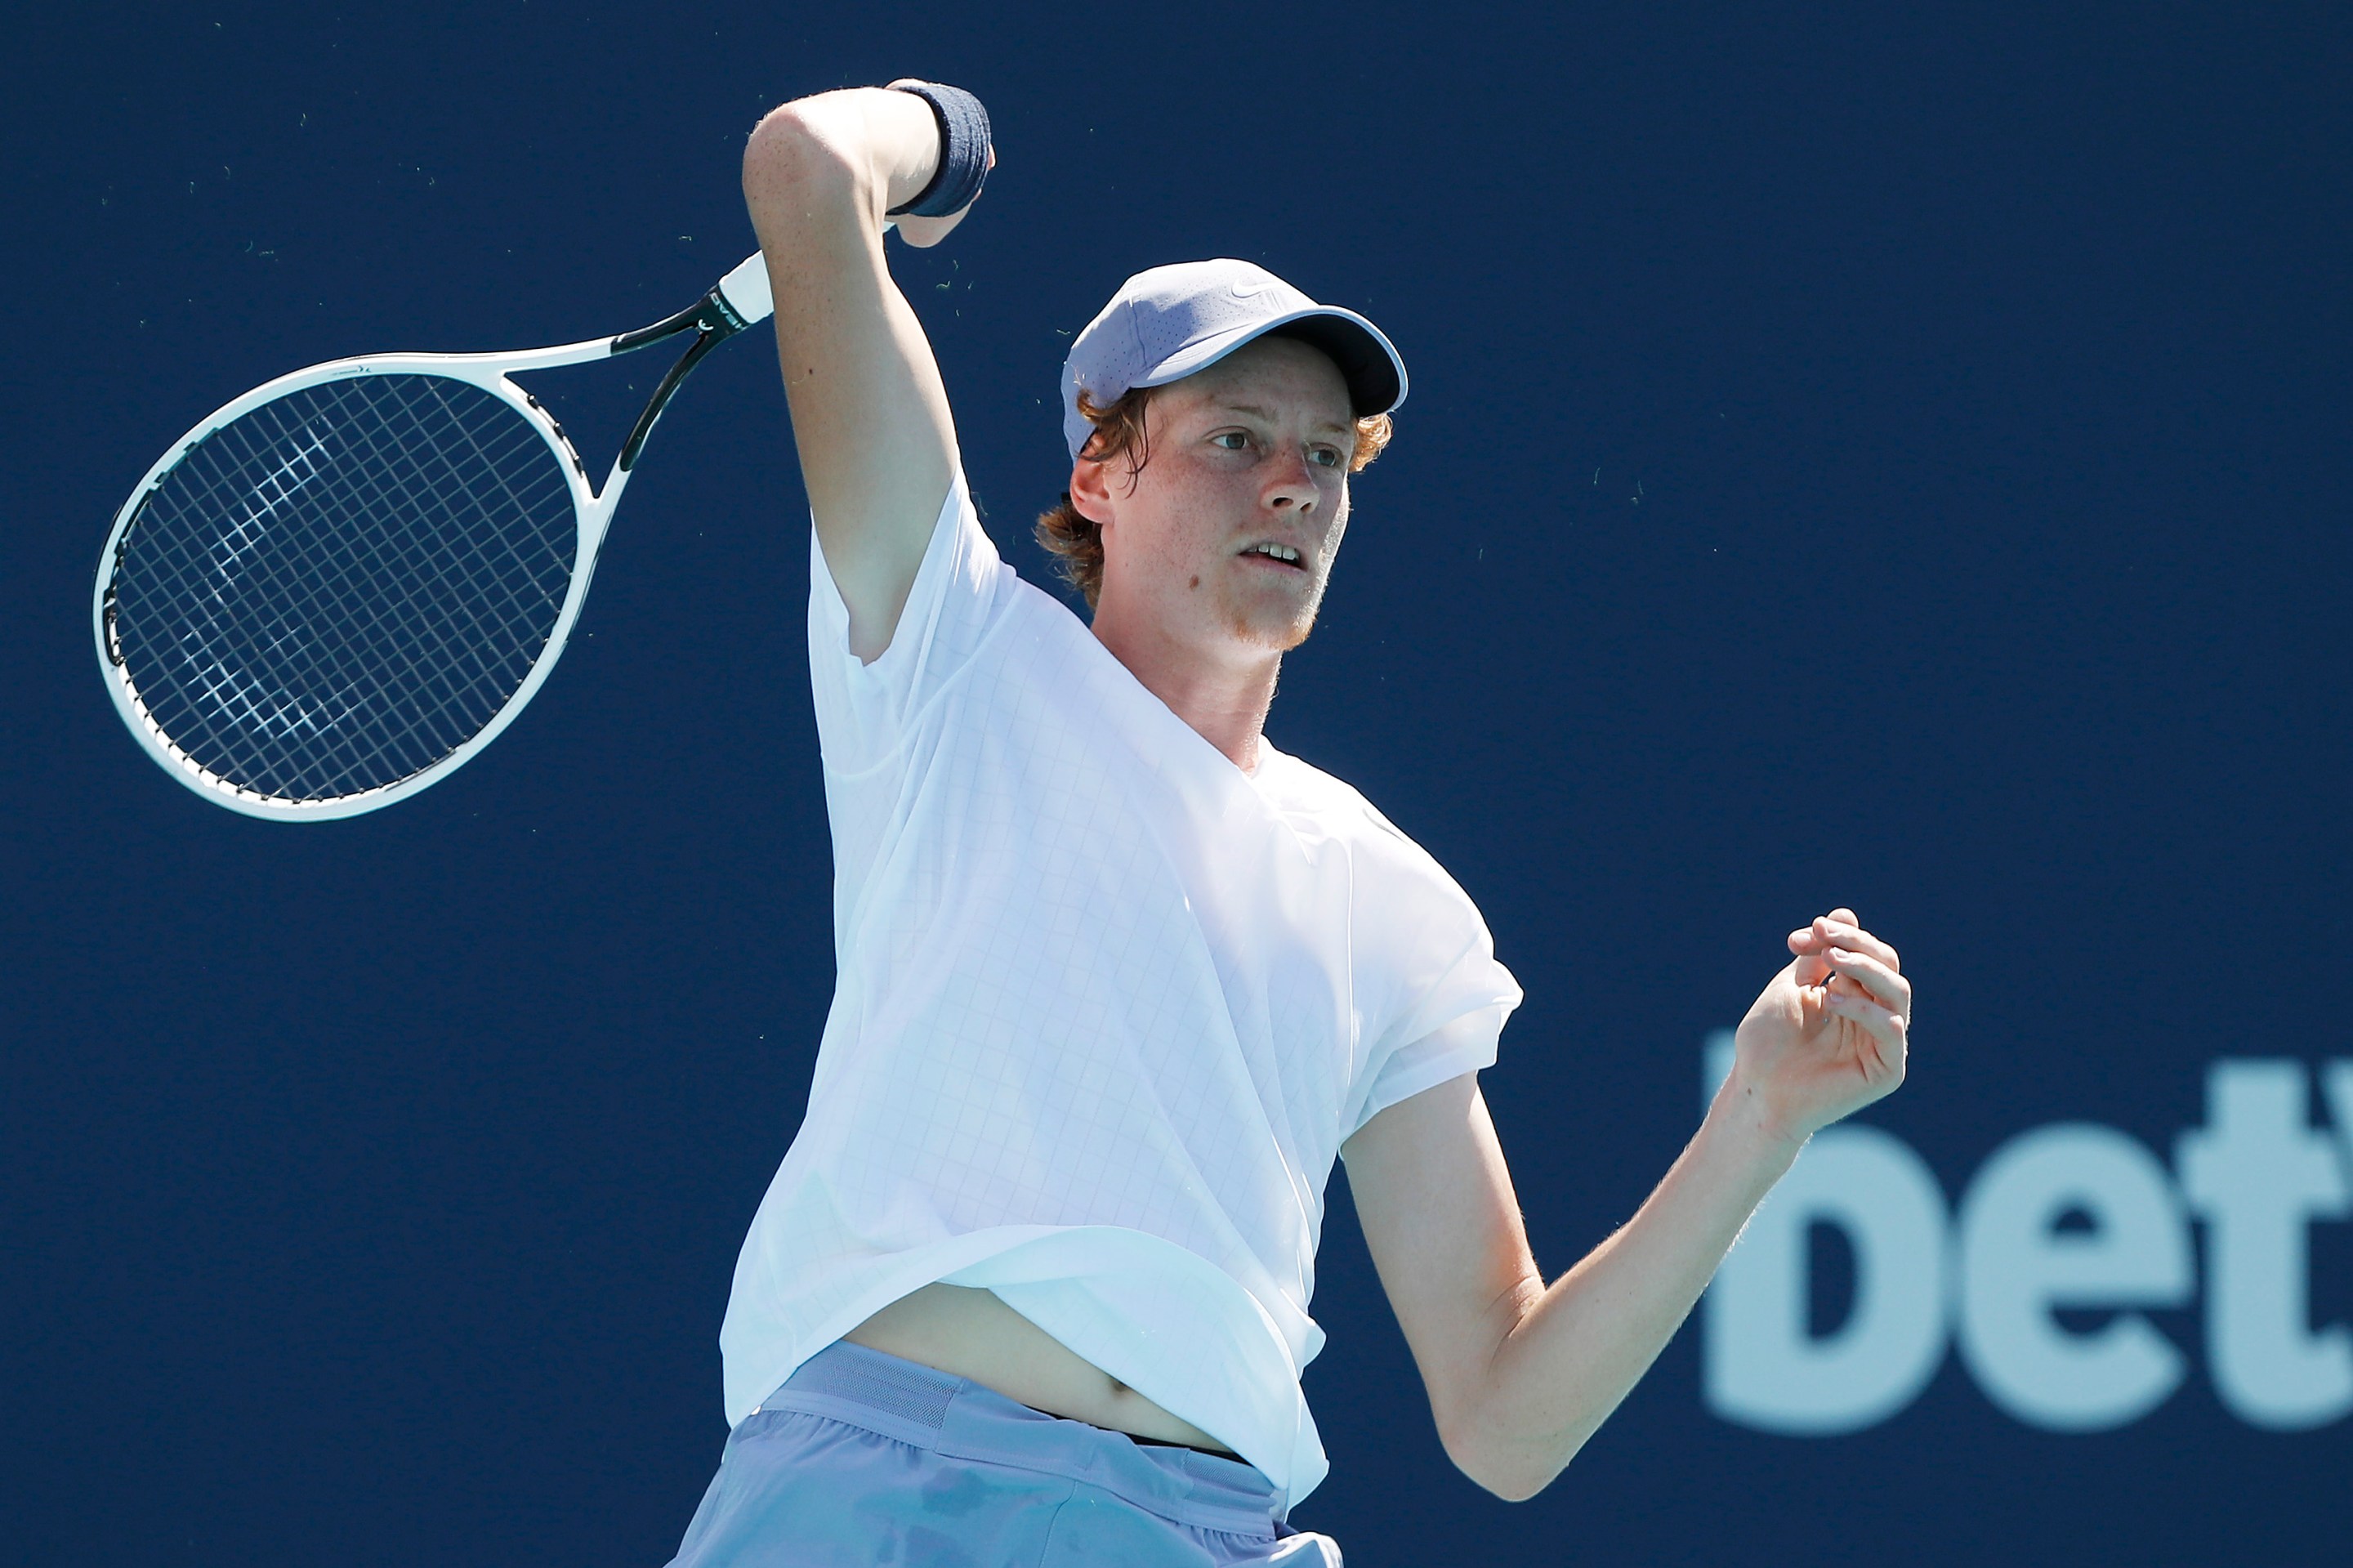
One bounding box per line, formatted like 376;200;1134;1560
1067;453;1115;529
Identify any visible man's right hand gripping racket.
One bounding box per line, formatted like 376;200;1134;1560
91;250;793;821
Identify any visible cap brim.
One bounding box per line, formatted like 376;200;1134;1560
1133;305;1408;417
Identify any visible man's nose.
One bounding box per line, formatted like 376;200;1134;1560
1266;448;1319;512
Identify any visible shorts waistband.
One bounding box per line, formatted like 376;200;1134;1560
751;1340;1283;1535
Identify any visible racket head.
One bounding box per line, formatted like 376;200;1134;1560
94;355;602;820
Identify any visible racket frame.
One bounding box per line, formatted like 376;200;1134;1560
95;253;779;821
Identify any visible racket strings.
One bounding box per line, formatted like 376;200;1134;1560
109;374;578;802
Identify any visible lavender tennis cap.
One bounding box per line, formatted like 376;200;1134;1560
1060;259;1408;460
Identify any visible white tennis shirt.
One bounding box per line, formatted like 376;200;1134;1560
718;471;1521;1508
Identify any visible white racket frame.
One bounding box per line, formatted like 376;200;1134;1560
95;252;781;822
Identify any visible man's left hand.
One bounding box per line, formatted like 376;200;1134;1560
1724;908;1912;1146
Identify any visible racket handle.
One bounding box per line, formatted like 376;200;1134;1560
717;252;775;326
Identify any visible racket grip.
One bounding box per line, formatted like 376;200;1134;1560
717;252;775;326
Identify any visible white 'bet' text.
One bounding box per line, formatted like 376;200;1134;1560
1699;1034;2353;1434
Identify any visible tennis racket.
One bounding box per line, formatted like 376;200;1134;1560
94;246;820;821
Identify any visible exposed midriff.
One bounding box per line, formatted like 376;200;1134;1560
842;1282;1237;1454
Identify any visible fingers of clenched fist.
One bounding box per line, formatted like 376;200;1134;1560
1786;907;1852;986
1823;953;1912;1043
1741;909;1913;1138
1785;908;1912;1039
1788;910;1901;982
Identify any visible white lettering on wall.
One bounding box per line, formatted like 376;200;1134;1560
1703;1124;1949;1432
1700;1032;1951;1433
2177;1060;2353;1428
1699;1035;2352;1435
1956;1124;2191;1429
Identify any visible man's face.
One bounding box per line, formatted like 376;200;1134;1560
1077;336;1356;662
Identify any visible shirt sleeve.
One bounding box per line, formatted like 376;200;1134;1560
807;469;1008;922
1341;805;1524;1140
806;467;1007;777
1351;993;1516;1137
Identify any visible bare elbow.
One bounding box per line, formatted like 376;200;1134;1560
741;100;860;221
1454;1454;1558;1506
1440;1417;1578;1504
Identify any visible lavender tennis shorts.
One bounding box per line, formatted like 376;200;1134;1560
663;1341;1343;1567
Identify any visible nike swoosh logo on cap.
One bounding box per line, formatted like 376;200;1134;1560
1230;279;1276;298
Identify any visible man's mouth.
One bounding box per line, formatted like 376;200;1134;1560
1240;542;1307;570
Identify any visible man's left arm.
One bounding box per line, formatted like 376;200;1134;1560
1339;909;1911;1501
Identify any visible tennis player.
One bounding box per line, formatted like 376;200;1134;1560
664;81;1914;1566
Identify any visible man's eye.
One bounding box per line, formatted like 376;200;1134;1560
1310;446;1343;467
1212;432;1249;450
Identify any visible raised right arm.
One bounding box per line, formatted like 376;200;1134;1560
740;87;980;661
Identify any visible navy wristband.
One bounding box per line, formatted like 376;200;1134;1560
886;82;993;219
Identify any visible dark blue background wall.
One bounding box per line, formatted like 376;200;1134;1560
5;3;2346;1563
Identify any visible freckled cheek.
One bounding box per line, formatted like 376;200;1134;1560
1157;476;1238;566
1141;519;1221;599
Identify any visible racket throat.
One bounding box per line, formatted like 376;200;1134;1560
608;283;753;473
618;328;723;473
